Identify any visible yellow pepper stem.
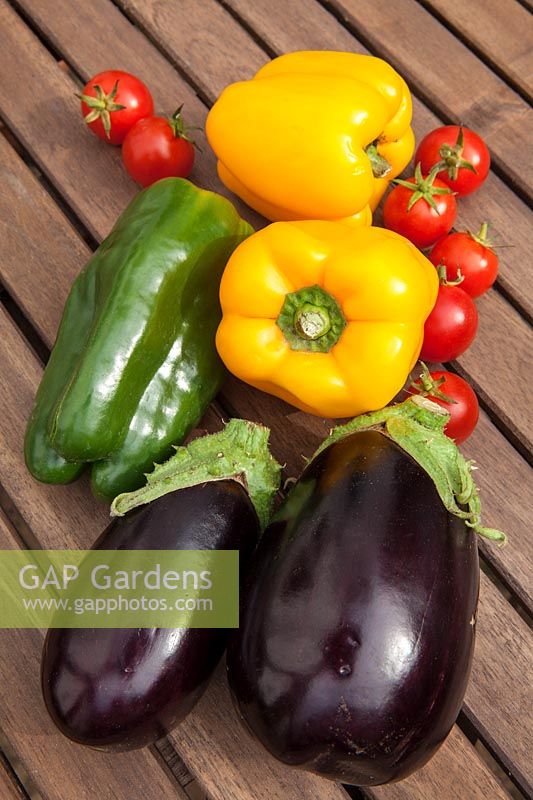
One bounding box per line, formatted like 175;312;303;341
365;143;392;178
276;284;346;352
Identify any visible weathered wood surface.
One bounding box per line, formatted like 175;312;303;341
0;0;531;798
0;747;29;800
411;0;533;100
367;725;510;800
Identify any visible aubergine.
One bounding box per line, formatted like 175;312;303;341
227;397;504;786
41;420;280;751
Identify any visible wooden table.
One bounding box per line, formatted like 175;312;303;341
0;1;531;798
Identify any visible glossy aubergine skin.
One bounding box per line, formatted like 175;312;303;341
227;431;479;786
42;480;259;751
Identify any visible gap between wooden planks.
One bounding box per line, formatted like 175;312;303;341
0;141;530;797
0;745;29;800
117;0;533;320
0;0;530;612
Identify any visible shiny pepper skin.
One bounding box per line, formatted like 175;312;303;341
25;178;252;500
206;51;415;225
216;222;438;418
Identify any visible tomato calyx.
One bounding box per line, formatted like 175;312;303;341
393;162;454;213
79;80;126;139
410;363;457;404
435;126;477;181
365;141;392;178
167;105;202;150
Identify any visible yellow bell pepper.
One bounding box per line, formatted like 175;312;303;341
206;51;414;225
216;222;438;418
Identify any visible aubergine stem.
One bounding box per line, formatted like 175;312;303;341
314;395;506;545
110;419;281;530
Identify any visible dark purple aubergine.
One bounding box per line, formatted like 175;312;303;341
227;428;481;786
42;482;257;750
41;420;280;751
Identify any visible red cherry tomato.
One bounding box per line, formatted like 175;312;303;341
122;107;195;187
80;70;153;145
415;126;490;196
411;366;479;443
429;223;499;298
420;278;478;362
383;163;457;249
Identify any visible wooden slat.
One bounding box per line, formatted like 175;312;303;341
1;111;531;615
0;122;530;784
323;0;533;199
0;307;518;799
464;572;533;794
0;750;28;800
367;725;510;800
217;0;533;316
420;0;533;99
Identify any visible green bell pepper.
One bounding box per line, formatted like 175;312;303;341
25;178;252;500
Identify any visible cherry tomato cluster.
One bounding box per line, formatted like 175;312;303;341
383;126;490;248
79;70;196;186
385;125;498;444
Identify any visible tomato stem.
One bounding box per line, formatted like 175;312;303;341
167;104;202;151
410;363;457;404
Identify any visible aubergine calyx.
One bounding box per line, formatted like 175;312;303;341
315;395;507;545
110;419;281;530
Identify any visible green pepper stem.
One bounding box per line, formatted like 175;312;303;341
110;419;281;530
277;285;346;352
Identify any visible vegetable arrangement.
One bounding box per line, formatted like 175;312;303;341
31;51;506;787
